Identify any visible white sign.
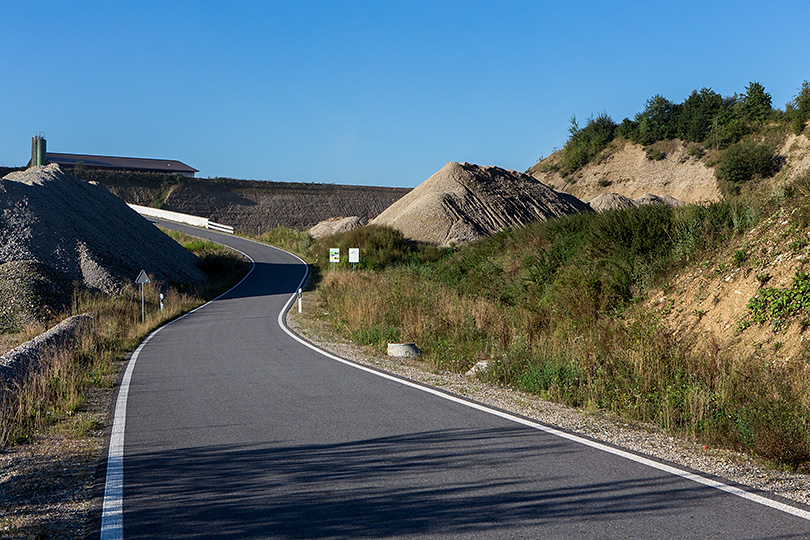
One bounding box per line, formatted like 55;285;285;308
329;248;340;263
135;270;150;284
349;248;360;264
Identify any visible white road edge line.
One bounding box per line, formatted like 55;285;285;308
277;260;810;523
99;242;256;540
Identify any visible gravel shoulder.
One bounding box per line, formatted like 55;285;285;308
286;290;810;508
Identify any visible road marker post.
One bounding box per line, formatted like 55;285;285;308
298;288;303;313
135;270;150;323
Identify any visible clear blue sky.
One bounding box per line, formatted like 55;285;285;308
2;1;809;187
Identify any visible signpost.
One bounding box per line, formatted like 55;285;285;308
349;248;359;271
329;248;340;272
135;270;150;323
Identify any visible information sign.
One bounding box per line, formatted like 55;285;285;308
349;248;360;264
329;248;340;263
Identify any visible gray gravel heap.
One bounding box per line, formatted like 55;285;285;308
372;161;591;246
0;164;205;297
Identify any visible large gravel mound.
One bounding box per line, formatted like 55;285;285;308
0;164;205;298
372;162;591;246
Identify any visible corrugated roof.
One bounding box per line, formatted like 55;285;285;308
46;153;198;174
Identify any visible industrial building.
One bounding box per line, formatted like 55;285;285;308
28;136;198;177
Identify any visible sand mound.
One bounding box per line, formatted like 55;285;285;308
588;192;686;212
588;193;637;212
0;164;205;300
372;162;591;246
308;216;367;239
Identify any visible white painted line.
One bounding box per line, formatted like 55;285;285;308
100;242;255;540
276;275;810;523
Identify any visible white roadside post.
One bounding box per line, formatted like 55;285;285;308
159;292;164;313
298;288;303;313
135;270;150;323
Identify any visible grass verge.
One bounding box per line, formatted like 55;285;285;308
313;182;810;469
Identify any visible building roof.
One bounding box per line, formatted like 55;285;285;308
45;152;198;174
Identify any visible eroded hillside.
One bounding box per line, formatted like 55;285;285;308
79;171;410;232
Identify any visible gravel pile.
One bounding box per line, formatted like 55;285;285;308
588;192;686;212
372;162;591;246
0;165;205;307
308;216;367;239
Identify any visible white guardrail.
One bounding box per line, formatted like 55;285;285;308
128;204;234;234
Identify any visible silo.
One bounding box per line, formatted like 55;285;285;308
36;136;47;166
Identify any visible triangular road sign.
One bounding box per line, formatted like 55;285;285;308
135;270;150;284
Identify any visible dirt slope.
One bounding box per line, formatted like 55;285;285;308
530;139;720;204
372;161;591;246
82;171;410;232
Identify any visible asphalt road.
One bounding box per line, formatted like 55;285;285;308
99;220;810;539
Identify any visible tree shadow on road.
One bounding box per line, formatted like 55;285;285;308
111;426;804;539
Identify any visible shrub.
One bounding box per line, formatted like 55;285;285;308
715;140;778;186
787;80;810;134
645;148;666;161
310;225;446;272
741;81;773;123
559;113;617;175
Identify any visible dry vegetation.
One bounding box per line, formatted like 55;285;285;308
312;168;810;470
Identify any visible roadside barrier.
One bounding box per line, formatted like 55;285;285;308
128;204;234;234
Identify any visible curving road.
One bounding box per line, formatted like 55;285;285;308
97;220;810;539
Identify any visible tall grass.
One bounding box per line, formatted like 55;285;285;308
0;234;249;447
316;193;810;468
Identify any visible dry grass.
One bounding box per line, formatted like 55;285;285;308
316;191;810;469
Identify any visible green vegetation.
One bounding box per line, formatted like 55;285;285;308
315;180;810;468
552;79;809;188
558;112;617;175
310;224;446;272
746;271;810;330
0;233;250;447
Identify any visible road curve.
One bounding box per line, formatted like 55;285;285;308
97;220;810;539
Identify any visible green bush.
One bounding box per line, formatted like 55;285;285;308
645;148;666;161
715;140;778;186
559;113;617;175
311;225;446;272
633;94;677;145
